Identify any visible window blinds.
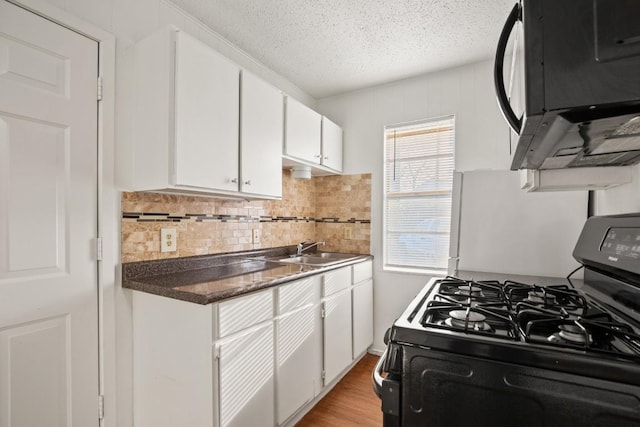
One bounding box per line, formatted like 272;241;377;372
384;116;455;270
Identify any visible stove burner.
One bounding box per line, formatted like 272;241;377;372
555;324;591;344
446;310;491;331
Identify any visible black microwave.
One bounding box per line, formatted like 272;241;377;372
495;0;640;170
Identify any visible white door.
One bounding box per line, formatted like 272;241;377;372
0;2;100;426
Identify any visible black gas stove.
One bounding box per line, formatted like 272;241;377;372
374;214;640;427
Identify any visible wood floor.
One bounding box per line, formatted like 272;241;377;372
297;354;382;426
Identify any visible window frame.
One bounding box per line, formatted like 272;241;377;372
382;115;456;274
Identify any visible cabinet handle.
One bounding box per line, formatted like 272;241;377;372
323;156;329;160
244;180;251;185
230;178;238;184
315;154;321;158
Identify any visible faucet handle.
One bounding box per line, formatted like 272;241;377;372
295;241;306;256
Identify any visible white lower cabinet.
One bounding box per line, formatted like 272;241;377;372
132;260;372;427
215;323;274;427
321;266;354;386
352;260;374;358
352;279;374;358
276;307;316;423
275;276;320;424
322;288;353;385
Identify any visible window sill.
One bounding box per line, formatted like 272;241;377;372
383;265;447;276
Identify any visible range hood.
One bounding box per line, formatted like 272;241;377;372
494;0;640;171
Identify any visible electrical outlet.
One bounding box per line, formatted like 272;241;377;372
252;229;261;245
344;226;352;240
161;228;177;253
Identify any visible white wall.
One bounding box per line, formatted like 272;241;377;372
594;165;640;215
317;60;519;352
37;0;315;106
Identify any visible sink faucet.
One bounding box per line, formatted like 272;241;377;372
296;241;325;256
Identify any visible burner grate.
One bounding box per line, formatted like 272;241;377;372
505;281;588;314
517;308;640;358
414;276;640;358
420;298;519;340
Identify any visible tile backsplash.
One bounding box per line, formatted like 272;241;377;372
121;170;371;262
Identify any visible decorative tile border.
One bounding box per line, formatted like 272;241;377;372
122;212;370;224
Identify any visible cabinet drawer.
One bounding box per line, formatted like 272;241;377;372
278;276;318;314
322;267;351;297
218;289;273;337
353;260;372;284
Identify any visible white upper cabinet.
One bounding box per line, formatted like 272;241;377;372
125;27;282;199
284;96;322;164
240;70;283;198
283;96;343;173
174;31;239;192
321;116;343;171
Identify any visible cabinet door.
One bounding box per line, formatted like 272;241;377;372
321;116;343;171
216;323;274;427
240;71;283;197
276;305;316;424
284;97;321;164
174;31;240;191
322;288;352;385
352;279;373;358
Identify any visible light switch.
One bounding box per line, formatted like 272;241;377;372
161;228;177;253
344;226;352;240
252;229;261;245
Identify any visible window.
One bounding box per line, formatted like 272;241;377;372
383;116;455;271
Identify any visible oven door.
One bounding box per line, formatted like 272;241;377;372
376;343;640;427
372;344;402;427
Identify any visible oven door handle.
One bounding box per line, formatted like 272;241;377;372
372;348;388;399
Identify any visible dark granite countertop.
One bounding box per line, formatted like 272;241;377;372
123;247;373;304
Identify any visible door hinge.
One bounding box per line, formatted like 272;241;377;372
98;395;105;420
321;370;326;386
95;237;103;261
321;304;326;319
214;345;221;360
97;76;103;101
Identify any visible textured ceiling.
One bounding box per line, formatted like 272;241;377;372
168;0;516;99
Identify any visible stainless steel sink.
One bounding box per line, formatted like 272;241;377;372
273;252;361;267
311;252;358;260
